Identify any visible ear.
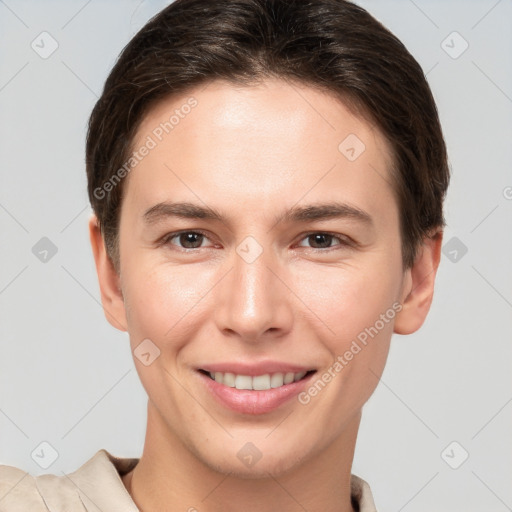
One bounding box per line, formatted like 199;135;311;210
394;230;443;335
88;214;128;331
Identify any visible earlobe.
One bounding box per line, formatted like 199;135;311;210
394;230;443;335
88;214;128;332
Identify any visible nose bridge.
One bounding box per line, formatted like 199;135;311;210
215;236;292;340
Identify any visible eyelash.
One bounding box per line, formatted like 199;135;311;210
159;230;355;252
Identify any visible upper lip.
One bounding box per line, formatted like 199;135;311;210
199;361;315;376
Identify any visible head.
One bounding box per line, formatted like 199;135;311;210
87;0;449;477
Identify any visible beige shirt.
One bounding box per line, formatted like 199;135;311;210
0;449;377;511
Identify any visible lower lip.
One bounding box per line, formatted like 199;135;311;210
198;371;315;415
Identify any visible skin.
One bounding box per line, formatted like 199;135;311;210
89;78;442;512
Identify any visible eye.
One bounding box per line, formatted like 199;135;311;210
162;231;212;249
297;232;349;250
159;230;353;251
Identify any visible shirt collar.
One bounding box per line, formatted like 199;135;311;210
71;449;377;512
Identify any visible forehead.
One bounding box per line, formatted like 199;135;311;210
124;78;396;222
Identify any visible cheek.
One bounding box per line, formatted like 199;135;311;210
122;261;215;346
121;263;207;398
290;257;403;346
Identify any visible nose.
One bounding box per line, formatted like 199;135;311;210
214;241;294;343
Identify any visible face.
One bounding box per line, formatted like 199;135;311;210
91;78;435;478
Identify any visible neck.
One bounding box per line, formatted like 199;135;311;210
123;401;360;512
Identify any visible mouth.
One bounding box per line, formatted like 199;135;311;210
197;367;317;414
198;369;317;391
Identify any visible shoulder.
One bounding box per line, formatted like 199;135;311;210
0;463;49;511
0;449;139;512
351;474;378;512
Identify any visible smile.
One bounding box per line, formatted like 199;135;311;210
201;370;315;391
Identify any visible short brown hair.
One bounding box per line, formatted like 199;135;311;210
86;0;450;270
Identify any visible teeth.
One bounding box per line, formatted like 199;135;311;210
294;371;307;382
270;373;284;388
206;370;310;390
284;372;295;384
252;374;271;390
223;372;235;387
235;375;252;390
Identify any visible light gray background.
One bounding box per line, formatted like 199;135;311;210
0;1;511;510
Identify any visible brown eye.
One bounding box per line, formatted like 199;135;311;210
308;234;335;249
298;232;345;249
165;231;208;249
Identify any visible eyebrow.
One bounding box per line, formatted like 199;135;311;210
142;201;373;227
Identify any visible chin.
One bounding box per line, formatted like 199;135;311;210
198;442;309;479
